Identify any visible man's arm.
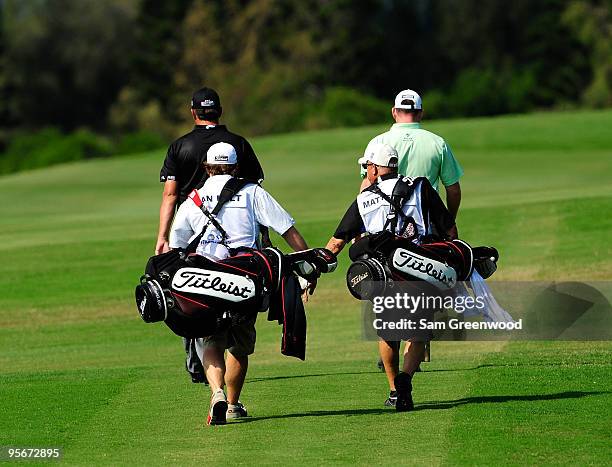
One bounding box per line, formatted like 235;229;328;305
444;182;461;220
440;141;463;219
156;180;178;254
326;200;363;255
325;237;347;255
281;226;308;251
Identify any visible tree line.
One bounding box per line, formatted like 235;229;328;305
0;0;611;172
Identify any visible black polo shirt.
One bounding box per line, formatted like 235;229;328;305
160;125;264;204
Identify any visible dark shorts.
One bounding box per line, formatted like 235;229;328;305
197;317;257;357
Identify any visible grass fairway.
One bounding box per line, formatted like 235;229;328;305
0;109;611;465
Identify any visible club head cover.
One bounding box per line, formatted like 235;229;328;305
288;248;338;280
472;246;499;279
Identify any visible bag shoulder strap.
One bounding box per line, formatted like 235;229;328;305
186;178;251;252
370;177;416;236
212;178;251;215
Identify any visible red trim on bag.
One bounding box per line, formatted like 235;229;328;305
172;291;210;309
391;271;405;281
188;189;203;207
217;262;258;277
252;250;274;284
447;241;466;264
422;241;451;248
281;277;287;352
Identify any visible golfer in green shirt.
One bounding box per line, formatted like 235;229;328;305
360;89;463;219
360;89;463;393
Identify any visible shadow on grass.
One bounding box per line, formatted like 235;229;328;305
232;408;390;423
415;390;610;411
421;362;605;373
246;370;380;384
233;391;609;423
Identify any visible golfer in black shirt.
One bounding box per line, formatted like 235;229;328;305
156;87;263;254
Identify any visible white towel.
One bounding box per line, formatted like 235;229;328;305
468;270;515;323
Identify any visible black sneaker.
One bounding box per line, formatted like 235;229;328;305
377;359;385;371
394;372;414;412
384;390;397;407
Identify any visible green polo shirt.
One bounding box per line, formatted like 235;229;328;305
360;122;463;190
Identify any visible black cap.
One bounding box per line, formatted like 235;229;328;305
191;87;221;110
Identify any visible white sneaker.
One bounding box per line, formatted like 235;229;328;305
226;401;248;420
207;389;228;426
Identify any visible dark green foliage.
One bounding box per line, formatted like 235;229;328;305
304;87;389;129
2;0;139;131
0;128;166;174
0;0;611;174
115;131;167;156
0;128;112;174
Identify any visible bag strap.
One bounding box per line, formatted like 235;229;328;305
212;178;250;215
370;177;416;236
186;178;251;253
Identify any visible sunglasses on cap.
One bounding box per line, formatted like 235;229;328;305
361;162;375;170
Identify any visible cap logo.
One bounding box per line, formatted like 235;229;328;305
201;99;216;107
214;154;229;162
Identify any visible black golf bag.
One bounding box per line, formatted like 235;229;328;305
135;247;337;338
346;231;498;300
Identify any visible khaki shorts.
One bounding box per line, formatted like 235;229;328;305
196;317;257;357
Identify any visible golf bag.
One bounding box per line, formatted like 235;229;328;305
346;231;498;300
135;247;337;339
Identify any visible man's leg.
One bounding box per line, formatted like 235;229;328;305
378;341;424;372
379;339;401;406
378;339;400;390
402;341;425;376
225;352;248;405
395;340;426;412
202;345;226;392
224;318;256;419
200;342;228;425
423;341;431;362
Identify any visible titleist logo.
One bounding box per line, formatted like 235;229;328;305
393;250;454;287
173;269;254;299
350;272;369;287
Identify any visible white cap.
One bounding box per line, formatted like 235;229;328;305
358;143;398;168
206;142;237;165
394;89;422;110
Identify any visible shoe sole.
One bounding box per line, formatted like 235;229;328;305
207;400;228;426
226;411;248;420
